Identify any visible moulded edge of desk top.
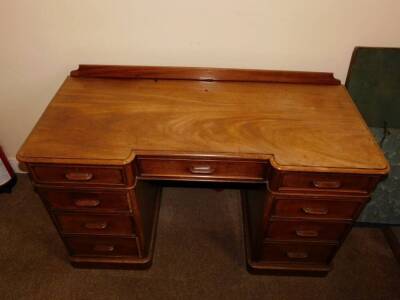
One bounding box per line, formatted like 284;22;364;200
16;149;390;176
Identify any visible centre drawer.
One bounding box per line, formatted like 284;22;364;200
265;220;350;242
55;213;135;236
65;236;139;257
136;157;267;182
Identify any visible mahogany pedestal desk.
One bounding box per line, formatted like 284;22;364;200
17;65;389;275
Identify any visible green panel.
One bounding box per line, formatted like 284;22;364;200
346;47;400;128
346;47;400;224
358;127;400;225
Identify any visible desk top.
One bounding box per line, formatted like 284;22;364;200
17;65;388;174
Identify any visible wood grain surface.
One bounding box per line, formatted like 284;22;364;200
17;67;388;174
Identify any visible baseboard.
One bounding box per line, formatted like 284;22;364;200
7;157;27;174
355;222;400;227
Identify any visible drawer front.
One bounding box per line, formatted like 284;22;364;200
56;213;135;236
137;157;266;182
262;242;336;264
272;198;362;220
271;172;376;194
37;188;131;212
266;220;350;242
30;164;132;186
65;236;139;257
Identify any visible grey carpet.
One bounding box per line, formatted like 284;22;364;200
0;175;399;300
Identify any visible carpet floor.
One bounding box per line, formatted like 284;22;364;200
0;175;399;300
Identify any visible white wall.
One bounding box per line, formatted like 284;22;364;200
1;0;400;165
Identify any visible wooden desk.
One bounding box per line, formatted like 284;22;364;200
17;65;389;275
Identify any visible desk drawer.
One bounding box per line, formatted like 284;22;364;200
65;236;139;257
137;157;266;182
37;188;131;212
56;213;135;236
30;164;133;186
270;172;377;194
272;197;363;220
266;220;349;242
262;242;336;264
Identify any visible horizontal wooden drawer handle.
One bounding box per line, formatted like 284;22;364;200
189;165;215;174
65;172;94;181
286;251;309;259
93;244;114;252
84;222;108;230
312;180;341;189
302;207;329;215
295;229;319;238
74;199;100;207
